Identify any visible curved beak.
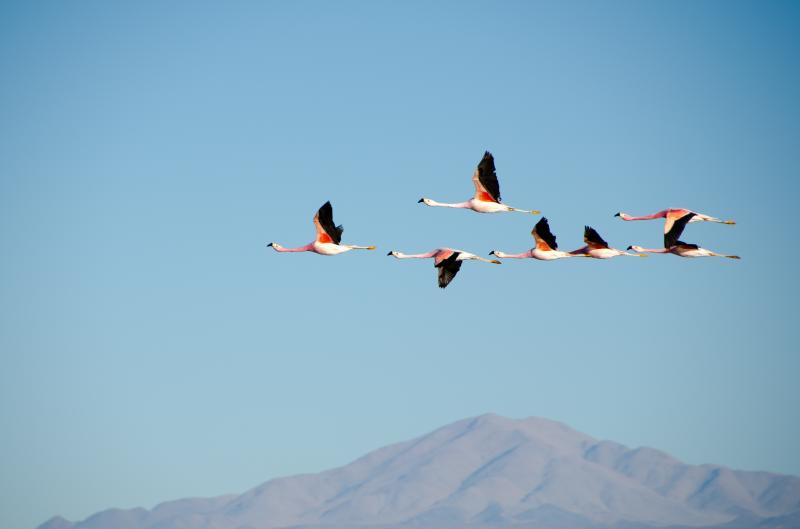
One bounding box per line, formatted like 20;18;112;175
267;242;273;247
386;251;393;256
614;212;621;217
488;250;495;256
626;246;633;250
417;198;424;203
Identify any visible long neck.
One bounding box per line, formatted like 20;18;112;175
426;199;472;209
394;251;438;259
272;243;314;252
621;210;667;221
637;247;670;253
493;250;531;258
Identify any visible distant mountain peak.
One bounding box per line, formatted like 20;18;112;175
39;414;800;529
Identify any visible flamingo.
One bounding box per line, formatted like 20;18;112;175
628;211;740;259
418;151;540;214
489;217;587;260
614;208;735;233
387;248;501;288
267;201;376;255
569;226;647;259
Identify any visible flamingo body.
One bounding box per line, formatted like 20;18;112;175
569;226;646;259
419;151;539;215
267;201;376;256
388;247;500;288
491;217;587;261
627;211;740;259
615;208;735;233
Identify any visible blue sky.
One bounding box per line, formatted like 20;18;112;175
1;2;799;528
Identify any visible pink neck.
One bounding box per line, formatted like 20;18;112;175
623;210;667;221
638;247;670;253
395;250;439;259
272;243;314;252
498;251;532;258
430;199;472;209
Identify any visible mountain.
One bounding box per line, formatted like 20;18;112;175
37;414;800;529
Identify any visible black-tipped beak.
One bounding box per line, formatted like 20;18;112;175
386;251;393;256
488;251;495;255
626;246;633;250
417;198;424;203
614;212;620;217
267;242;273;247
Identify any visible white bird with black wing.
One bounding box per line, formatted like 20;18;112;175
267;201;376;255
628;211;740;259
418;151;540;214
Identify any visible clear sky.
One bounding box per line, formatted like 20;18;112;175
1;2;799;528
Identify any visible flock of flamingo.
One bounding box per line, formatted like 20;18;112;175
268;151;739;288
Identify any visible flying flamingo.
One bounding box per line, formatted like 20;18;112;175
628;211;740;259
614;208;735;233
569;226;647;259
267;201;376;255
489;217;587;260
418;151;540;214
387;248;501;288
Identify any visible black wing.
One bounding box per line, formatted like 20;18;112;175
317;201;344;245
584;226;609;249
477;151;501;202
675;241;700;250
664;212;696;248
534;217;558;250
435;252;462;289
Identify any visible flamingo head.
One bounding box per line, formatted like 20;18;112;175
418;197;432;205
267;242;283;250
387;250;398;257
488;250;496;255
615;212;631;220
627;245;645;252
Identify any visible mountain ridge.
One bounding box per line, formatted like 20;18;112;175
38;414;800;529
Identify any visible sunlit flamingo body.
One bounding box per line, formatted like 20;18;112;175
569;226;647;259
387;248;501;288
419;151;540;214
628;212;740;259
267;201;375;256
490;217;585;260
615;208;735;233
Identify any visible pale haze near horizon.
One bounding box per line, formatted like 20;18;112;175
1;2;799;529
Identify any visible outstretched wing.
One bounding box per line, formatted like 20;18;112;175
435;251;463;288
471;151;501;203
663;208;692;234
531;217;558;250
584;226;609;249
313;201;344;245
664;212;696;248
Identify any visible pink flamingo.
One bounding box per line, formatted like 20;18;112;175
569;226;647;259
628;211;740;259
387;248;501;288
267;201;376;255
615;208;735;233
419;151;540;214
489;217;587;260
